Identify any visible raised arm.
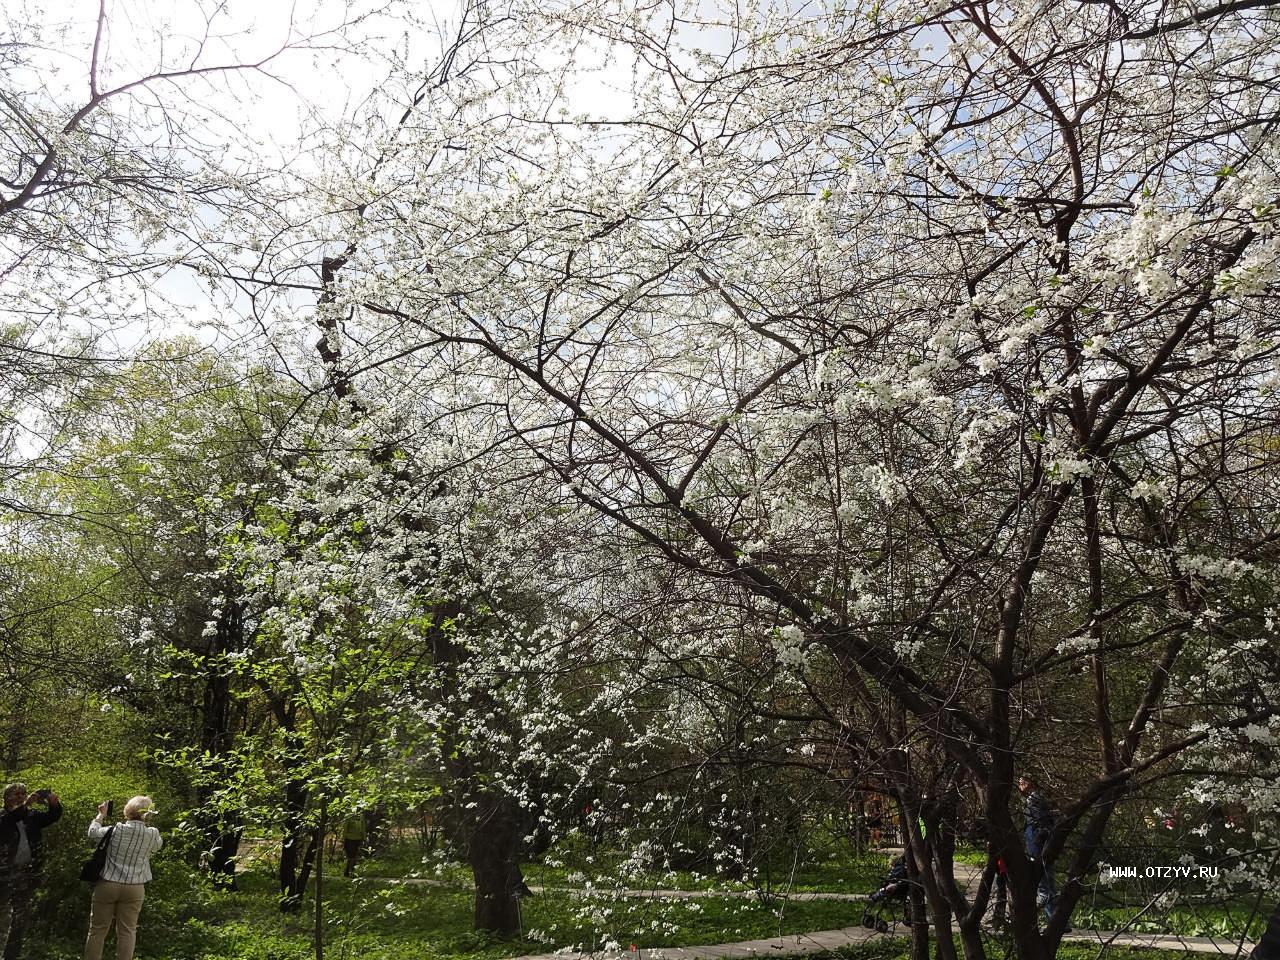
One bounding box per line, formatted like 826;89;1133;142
87;800;111;840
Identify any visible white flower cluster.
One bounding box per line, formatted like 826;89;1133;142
1046;454;1093;482
770;624;808;670
1128;479;1169;503
953;409;1017;471
862;464;907;506
1178;552;1257;583
1054;634;1101;656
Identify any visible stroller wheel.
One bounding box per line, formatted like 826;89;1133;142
861;912;875;929
875;919;889;934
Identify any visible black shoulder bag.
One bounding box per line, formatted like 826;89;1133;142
79;825;114;883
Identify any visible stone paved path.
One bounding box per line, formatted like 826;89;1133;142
513;924;881;960
530;885;872;901
373;877;877;900
511;926;1253;960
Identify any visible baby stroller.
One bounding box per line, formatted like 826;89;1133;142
862;855;914;933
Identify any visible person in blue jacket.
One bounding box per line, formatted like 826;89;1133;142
1018;774;1058;921
862;855;911;931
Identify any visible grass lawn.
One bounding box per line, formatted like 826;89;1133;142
1069;902;1268;941
32;838;1259;960
362;842;890;896
33;864;869;960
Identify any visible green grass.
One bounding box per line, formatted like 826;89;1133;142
361;841;890;897
1069;903;1268;941
952;845;989;865
783;852;892;891
32;860;872;960
33;838;1260;960
34;868;513;960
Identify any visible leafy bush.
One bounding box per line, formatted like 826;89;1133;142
9;762;192;958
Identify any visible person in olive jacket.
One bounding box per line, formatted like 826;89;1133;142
0;782;63;960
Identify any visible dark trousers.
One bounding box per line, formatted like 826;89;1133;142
0;870;37;960
343;839;362;877
992;870;1007;921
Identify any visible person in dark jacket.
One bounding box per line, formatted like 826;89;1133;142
1018;775;1058;921
1252;901;1280;960
0;782;63;960
862;855;911;931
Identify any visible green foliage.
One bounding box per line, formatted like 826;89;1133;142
12;761;192;957
1070;903;1268;941
951;845;988;866
21;846;876;960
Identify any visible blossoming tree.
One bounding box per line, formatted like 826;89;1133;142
241;0;1280;954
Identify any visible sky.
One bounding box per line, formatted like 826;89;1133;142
0;1;459;355
0;0;751;368
34;0;434;151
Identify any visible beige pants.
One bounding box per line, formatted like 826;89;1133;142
83;881;145;960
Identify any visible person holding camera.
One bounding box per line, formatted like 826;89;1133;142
83;796;162;960
0;782;62;960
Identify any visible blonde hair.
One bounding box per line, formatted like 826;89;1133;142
123;796;154;821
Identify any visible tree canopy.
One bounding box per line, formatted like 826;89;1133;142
0;1;1276;958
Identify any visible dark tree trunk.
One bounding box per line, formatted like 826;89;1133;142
908;859;930;960
281;826;320;913
197;597;244;888
207;826;243;889
993;811;1046;960
1253;900;1280;960
902;802;958;960
429;600;528;937
277;728;312;912
467;793;525;936
314;799;327;960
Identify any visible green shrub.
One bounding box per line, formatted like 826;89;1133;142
9;762;190;958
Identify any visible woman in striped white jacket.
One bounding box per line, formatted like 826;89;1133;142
83;796;163;960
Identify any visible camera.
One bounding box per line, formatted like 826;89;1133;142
106;800;114;818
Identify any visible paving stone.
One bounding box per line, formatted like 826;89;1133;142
511;925;1252;960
